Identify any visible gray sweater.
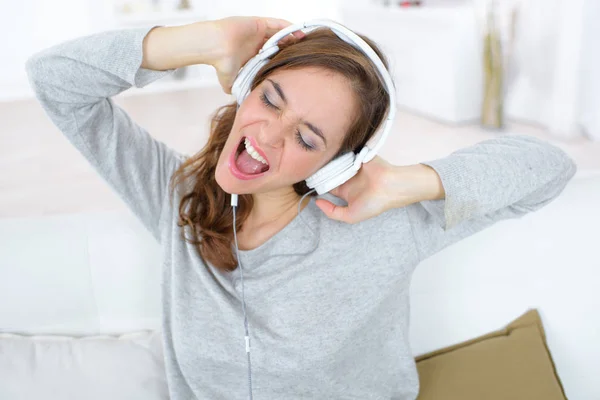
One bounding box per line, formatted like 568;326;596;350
25;26;577;400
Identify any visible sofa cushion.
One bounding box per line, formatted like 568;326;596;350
415;309;566;400
0;331;167;400
0;210;162;335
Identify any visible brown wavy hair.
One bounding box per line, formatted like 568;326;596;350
168;28;392;272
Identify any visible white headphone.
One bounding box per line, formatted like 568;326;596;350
231;19;396;196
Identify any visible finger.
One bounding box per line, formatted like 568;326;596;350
292;30;306;39
262;18;306;47
278;33;301;46
263;17;293;37
280;31;306;42
217;74;232;95
315;199;352;223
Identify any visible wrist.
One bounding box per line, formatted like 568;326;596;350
386;164;445;209
413;164;445;201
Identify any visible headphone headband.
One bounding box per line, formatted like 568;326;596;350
231;19;396;164
230;19;396;195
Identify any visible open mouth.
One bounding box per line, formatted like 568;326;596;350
230;136;270;178
234;138;245;159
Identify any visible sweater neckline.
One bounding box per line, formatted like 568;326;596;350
233;196;321;271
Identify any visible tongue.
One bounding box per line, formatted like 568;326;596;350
235;149;269;175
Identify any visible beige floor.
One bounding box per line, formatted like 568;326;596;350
1;86;599;219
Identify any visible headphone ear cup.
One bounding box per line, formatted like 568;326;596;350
316;166;359;196
305;152;357;194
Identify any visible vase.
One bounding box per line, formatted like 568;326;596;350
481;2;504;129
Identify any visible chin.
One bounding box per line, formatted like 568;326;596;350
215;163;243;195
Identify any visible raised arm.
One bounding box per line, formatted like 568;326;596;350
25;17;305;242
404;134;577;262
24;23;220;242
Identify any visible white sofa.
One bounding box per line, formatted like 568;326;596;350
1;170;598;400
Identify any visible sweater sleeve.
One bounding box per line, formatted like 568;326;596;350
404;134;578;262
25;26;185;243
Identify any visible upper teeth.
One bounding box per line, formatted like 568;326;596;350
244;138;268;165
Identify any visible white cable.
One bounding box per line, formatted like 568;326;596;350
232;204;253;400
297;189;317;239
231;189;317;400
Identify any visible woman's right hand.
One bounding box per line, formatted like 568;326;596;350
142;17;304;93
209;16;305;94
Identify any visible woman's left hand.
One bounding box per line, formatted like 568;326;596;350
314;156;445;224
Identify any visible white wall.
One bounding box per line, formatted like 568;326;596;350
504;0;600;141
578;0;600;141
206;0;340;20
0;0;107;101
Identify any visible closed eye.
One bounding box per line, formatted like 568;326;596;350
260;92;278;111
259;91;315;151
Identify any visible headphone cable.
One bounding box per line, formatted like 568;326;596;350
230;189;317;400
231;196;253;400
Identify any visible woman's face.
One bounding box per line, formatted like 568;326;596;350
215;67;358;195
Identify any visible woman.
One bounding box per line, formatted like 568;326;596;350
26;16;576;400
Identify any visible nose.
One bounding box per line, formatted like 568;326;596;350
257;117;287;150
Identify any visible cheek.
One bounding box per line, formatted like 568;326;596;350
281;150;326;178
237;95;264;122
231;108;250;131
228;104;256;137
224;105;257;147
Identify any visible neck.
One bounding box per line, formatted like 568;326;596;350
248;187;306;225
234;187;312;251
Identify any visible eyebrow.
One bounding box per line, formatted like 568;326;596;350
266;78;328;146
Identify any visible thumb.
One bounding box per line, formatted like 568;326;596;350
329;186;342;198
315;198;351;223
217;72;233;95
